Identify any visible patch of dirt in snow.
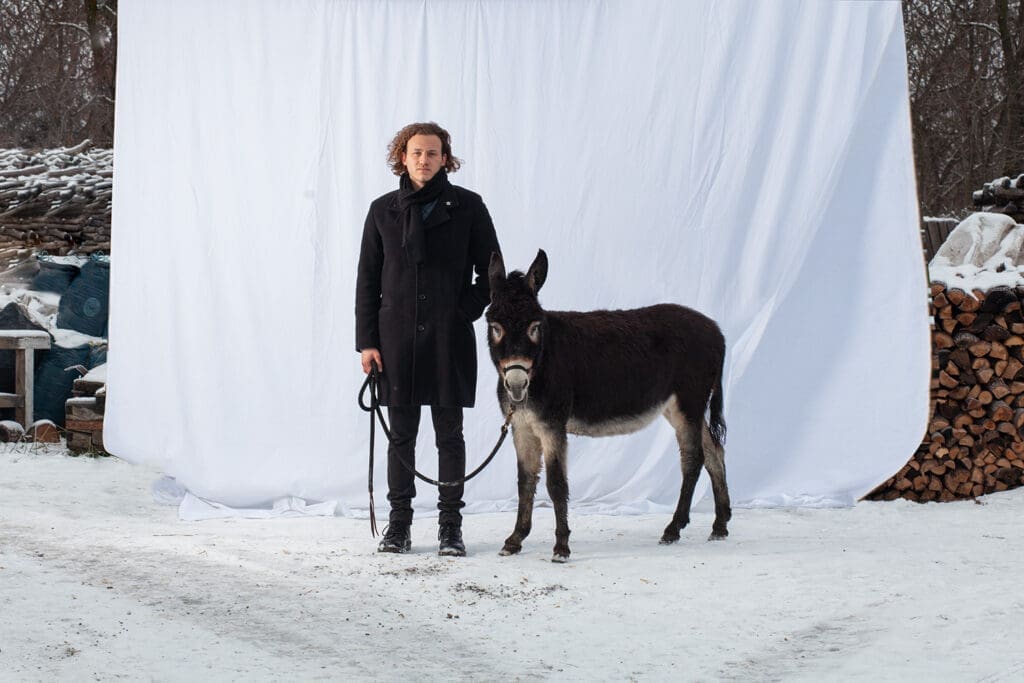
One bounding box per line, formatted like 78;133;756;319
451;580;567;601
379;561;449;578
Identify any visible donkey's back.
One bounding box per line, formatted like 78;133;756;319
544;303;725;431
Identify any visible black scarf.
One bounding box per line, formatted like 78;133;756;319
397;169;450;263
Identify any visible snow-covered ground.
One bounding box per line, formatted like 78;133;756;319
2;447;1023;681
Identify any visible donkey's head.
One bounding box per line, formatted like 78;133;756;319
486;249;548;404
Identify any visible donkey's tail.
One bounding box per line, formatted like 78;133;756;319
708;374;726;448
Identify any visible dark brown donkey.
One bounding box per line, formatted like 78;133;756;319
486;250;730;562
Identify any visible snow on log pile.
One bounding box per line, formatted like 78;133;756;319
973;174;1024;224
869;213;1024;502
0;140;111;261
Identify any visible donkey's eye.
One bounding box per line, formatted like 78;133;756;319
527;321;541;344
490;323;505;343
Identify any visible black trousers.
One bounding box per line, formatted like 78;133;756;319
386;405;466;525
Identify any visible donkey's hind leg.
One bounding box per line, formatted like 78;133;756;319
500;424;542;556
702;424;731;540
660;406;705;545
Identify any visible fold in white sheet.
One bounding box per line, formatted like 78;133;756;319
151;477;341;520
179;492;341;521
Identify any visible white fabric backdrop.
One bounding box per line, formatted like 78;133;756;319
108;0;930;516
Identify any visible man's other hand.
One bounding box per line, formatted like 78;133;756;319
361;348;383;374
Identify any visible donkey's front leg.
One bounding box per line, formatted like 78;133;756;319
661;415;705;544
542;429;571;563
500;425;541;556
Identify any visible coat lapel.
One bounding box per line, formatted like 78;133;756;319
424;186;459;229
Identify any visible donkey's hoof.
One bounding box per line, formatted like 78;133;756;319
659;525;681;545
551;553;570;563
708;529;729;541
499;544;521;556
655;524;679;544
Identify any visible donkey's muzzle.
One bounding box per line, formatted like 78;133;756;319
503;366;530;404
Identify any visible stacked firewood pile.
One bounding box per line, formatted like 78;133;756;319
973;174;1024;224
868;282;1024;501
65;372;107;455
0;140;112;263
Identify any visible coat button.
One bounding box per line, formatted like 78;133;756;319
418;294;426;301
417;324;425;331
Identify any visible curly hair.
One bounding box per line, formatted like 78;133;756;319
386;122;462;176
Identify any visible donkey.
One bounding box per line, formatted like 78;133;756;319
486;250;730;562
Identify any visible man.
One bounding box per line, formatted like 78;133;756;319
355;122;500;556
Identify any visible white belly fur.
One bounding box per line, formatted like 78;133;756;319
566;396;674;437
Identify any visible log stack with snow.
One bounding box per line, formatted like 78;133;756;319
973;174;1024;225
0;140;112;266
870;213;1024;501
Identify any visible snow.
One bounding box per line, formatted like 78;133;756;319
3;448;1023;680
38;256;89;268
984;175;1024;190
0;329;48;339
81;363;106;383
64;397;98;407
929;212;1024;290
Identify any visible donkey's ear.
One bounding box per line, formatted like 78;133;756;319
526;249;548;295
488;252;506;295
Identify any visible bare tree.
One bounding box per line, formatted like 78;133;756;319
905;0;1023;217
0;0;117;148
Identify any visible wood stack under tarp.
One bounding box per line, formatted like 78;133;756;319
0;140;111;264
973;174;1024;224
868;213;1024;501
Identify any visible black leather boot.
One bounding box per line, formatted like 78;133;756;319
438;522;466;557
377;521;412;553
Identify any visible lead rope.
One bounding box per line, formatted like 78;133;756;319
358;360;516;537
366;363;379;537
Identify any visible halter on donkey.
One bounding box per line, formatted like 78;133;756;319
486;250;730;562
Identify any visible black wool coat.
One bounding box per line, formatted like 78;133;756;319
355;182;500;407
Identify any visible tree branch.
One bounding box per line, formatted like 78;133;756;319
960;21;1004;39
48;21;91;40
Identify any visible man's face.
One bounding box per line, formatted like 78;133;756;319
402;134;447;188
